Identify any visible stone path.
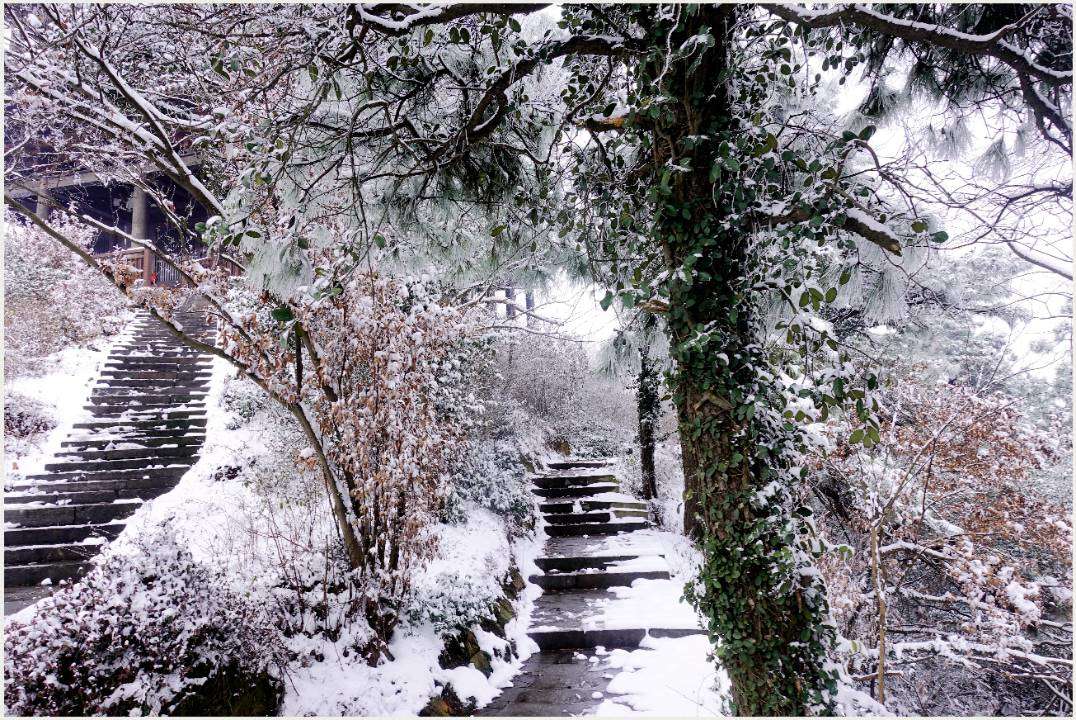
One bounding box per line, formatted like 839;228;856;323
479;459;705;716
4;310;215;614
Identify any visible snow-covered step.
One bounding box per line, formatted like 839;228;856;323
20;466;189;485
540;499;648;514
544;511;612;525
61;434;206;449
530;569;670;591
527;627;701;652
534;554;658;573
545;520;649;537
5;542;102;566
4;499;143;528
4;521;127;547
72;417;207;430
44;456;193;473
5;560;95;587
533;474;616;490
55;446;200;462
533;483;620;499
545;460;612;470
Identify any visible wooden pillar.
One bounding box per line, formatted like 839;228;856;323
525;290;535;328
505;287;517;320
35;191;52;221
130;187;152;284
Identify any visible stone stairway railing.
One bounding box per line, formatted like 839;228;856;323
4;311;216;588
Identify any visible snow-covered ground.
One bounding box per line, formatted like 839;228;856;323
4;333;124;482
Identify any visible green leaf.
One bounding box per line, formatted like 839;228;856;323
490;224;507;237
825;287;838;303
849;428;864;444
373;233;386;249
859;124;876;140
599;291;614;311
271;306;294;323
931;230;949;243
911;219;928;233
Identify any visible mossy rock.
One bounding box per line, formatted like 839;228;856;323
470;650;493;677
439;628;482;670
420;685;474;717
505;568;526;599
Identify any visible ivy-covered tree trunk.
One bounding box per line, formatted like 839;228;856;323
638;6;840;714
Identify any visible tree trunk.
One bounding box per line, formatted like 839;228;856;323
637;327;659;501
641;5;839;714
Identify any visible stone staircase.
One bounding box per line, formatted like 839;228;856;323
480;458;704;716
4;310;215;596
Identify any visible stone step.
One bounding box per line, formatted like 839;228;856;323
95;374;211;385
534;554;658;573
104;358;212;368
544;511;611;525
5;542;101;566
533;484;620;499
533;475;616;490
23;466;188;485
83;407;207;418
612;508;649;519
5;500;142;528
44;456;194;473
545;521;648;537
5;560;92;587
54;446;199;461
62;433;206;448
8;475;177;495
545;460;611;470
527;627;703;651
4;521;126;547
530;569;670;591
5;483;171;506
540;500;646;514
99;370;212;380
96;378;211;389
72;418;207;430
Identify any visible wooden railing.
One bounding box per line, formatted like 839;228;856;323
104;247;243;287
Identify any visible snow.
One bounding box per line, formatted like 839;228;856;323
4;336;120;480
593;634;728;716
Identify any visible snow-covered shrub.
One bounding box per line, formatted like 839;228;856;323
441;439;536;534
812;372;1073;714
3;390;55;439
218;269;478;641
497;334;634;456
4;209;129;377
3;526;285;716
403;508;516;634
220;374;272;427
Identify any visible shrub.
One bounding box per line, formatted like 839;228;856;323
3;527;285;716
4;210;129;377
441;440;535;534
3;391;55;439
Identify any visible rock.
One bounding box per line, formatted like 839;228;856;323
494;596;516;626
470;649;494;677
507;567;526;596
420;684;474;717
439;629;482;670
